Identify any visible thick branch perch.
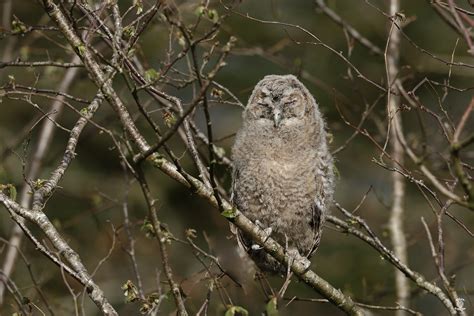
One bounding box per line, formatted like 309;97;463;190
0;193;118;316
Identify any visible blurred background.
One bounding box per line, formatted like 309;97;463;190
1;0;473;315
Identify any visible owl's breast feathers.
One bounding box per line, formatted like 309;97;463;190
232;149;326;255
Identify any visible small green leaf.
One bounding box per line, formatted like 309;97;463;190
347;219;357;225
150;153;166;167
214;145;226;158
139;302;151;314
185;228;197;238
52;218;62;229
326;132;334;144
139;291;163;314
0;184;17;201
20;46;30;60
221;208;236;219
333;165;340;179
7;184;16;201
160;231;173;244
195;5;205;16
162;110;176;128
33;179;46;189
134;0;143;14
80;107;89;115
145;68;160;82
224;305;249;316
123;26;135;40
90;193;103;207
127;48;136;58
223;36;237;52
211;88;224;98
178;35;186;47
265;297;278;316
8;75;15;87
121;280;139;303
12;15;27;34
141;218;156;239
77;44;86;56
207;9;219;23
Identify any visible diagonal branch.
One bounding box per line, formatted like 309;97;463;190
0;192;117;315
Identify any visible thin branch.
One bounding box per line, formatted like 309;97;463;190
314;0;383;55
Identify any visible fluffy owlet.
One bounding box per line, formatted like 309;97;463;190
231;74;334;274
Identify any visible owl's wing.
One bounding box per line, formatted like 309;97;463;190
230;166;257;255
229;167;247;248
308;199;324;257
308;151;334;257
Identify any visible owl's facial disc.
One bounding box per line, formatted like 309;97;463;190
247;80;308;129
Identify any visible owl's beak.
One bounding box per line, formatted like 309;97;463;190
273;110;282;128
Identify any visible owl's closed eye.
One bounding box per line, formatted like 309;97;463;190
253;102;273;119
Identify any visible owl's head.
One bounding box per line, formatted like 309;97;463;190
244;75;318;129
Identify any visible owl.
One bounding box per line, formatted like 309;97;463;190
231;74;334;274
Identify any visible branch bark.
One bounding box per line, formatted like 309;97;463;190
386;1;410;314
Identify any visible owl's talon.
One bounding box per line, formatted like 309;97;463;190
287;248;300;258
262;227;272;239
285;248;311;271
300;257;312;272
255;220;272;242
251;244;263;250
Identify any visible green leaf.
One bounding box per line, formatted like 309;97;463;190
0;184;17;201
121;280;139;303
214;145;226;157
141;218;156;239
265;297;278;316
151;153;166;167
123;25;135;40
333;165;340;179
178;35;186;47
11;16;27;34
224;305;249;316
33;179;46;189
80;107;89;115
221;208;236;219
8;75;15;87
145;68;160;82
20;46;30;60
326;132;334;144
185;228;197;238
134;0;143;14
207;9;219;23
77;44;86;56
7;184;16;201
162;110;176;128
127;48;136;58
195;5;205;16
